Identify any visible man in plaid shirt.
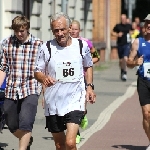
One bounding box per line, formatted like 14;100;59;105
0;16;42;150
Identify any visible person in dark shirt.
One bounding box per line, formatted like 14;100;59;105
112;14;132;81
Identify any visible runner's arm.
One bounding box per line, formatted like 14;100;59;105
91;48;100;64
84;66;93;85
127;38;139;69
111;24;119;37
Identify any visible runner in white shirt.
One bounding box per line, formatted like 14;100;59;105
34;12;96;150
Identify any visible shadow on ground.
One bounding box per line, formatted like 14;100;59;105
42;137;54;140
112;145;147;150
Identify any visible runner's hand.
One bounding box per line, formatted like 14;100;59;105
43;76;56;87
86;87;96;104
136;55;143;65
118;32;123;37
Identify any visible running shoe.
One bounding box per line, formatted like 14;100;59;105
121;74;127;81
76;135;81;144
27;136;33;150
80;116;88;129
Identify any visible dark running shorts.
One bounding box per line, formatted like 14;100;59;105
4;94;39;133
45;110;84;133
137;76;150;106
117;43;131;59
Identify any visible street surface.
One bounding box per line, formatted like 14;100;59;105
1;61;146;150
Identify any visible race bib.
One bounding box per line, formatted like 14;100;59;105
55;60;80;82
143;63;150;78
127;33;131;43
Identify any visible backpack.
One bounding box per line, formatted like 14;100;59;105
46;39;83;62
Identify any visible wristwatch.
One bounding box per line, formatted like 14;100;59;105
86;83;94;90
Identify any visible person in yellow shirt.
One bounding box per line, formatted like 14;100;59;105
131;22;140;43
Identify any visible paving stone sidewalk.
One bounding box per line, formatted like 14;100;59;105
0;61;140;150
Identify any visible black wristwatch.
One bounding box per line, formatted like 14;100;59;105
86;83;94;90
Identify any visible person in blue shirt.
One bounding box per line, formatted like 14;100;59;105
127;14;150;150
0;74;6;133
0;78;6;89
0;38;6;128
0;39;6;91
0;39;6;133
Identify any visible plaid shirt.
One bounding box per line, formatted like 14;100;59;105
0;34;42;100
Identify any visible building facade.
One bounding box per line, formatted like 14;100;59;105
0;0;121;62
92;0;121;61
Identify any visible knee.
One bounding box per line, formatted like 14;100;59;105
124;57;128;62
55;143;65;149
66;139;76;149
143;110;150;121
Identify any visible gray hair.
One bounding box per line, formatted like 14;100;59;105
50;12;72;29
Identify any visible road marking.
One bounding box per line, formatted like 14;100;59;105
77;81;137;148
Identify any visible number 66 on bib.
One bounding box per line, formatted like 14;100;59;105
55;60;81;82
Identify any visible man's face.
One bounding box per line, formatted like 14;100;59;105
51;17;70;46
132;22;137;30
70;23;80;38
135;17;140;25
14;27;28;42
145;21;150;34
121;15;127;24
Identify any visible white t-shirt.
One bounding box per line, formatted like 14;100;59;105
35;38;93;116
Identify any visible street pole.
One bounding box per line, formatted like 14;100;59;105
128;0;132;21
23;0;30;19
105;0;111;61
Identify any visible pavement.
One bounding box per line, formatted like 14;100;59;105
0;61;148;150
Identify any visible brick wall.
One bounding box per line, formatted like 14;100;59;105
92;0;121;62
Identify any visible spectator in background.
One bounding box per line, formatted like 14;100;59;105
134;17;141;31
137;22;145;38
131;22;140;43
111;14;132;81
127;18;131;24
